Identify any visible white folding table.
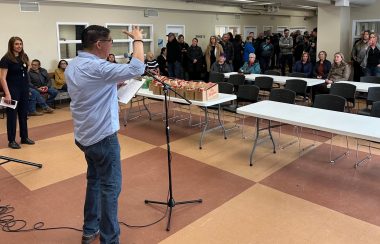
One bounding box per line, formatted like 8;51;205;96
136;89;237;149
237;100;380;166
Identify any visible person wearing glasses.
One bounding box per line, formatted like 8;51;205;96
65;25;145;244
0;36;35;149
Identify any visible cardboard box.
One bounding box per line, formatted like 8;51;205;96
194;83;219;101
152;85;162;95
185;89;195;100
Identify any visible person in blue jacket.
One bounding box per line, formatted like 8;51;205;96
243;36;255;62
293;52;313;77
239;53;261;74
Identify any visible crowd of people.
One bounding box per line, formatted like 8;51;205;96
144;27;379;84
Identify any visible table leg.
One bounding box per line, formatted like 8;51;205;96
249;118;260;166
217;104;227;140
199;107;209;149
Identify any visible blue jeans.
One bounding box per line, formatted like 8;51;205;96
167;61;183;78
46;87;58;105
364;66;380;77
75;133;121;244
28;88;49;113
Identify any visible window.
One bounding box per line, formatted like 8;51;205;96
56;22;88;60
352;19;380;44
277;26;289;34
215;25;241;37
106;23;153;60
166;25;185;37
243;26;258;39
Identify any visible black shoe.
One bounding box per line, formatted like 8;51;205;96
81;230;100;244
8;141;21;149
21;138;35;145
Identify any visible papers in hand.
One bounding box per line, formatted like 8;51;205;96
117;79;144;104
0;97;18;109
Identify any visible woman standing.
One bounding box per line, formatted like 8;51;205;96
0;37;35;149
205;36;223;79
54;59;68;91
157;47;169;76
187;38;203;80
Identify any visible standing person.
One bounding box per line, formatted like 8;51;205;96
352;30;369;81
205;35;224;79
54;59;68;91
166;33;182;78
361;33;380;77
219;33;234;70
259;37;274;73
65;25;145;244
107;53;117;63
187;38;203;80
157;47;168;76
232;34;244;72
270;33;281;69
0;37;35;149
178;34;189;79
279;29;294;75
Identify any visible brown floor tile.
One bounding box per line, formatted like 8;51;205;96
261;143;380;227
0;147;254;243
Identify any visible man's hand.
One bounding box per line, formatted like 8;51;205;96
122;26;143;41
325;79;333;84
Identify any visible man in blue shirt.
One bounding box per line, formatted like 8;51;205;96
65;25;145;244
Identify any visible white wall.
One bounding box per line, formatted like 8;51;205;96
0;1;317;71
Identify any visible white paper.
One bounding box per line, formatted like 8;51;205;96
117;79;144;104
0;97;18;109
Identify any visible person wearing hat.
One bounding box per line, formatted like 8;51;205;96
166;33;183;78
258;37;274;73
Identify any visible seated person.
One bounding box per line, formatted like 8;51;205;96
239;53;261;74
145;51;160;75
210;54;232;73
28;59;58;107
313;51;332;79
157;47;168;76
293;52;313;77
54;59;68;91
28;88;54;116
312;52;351;102
107;53;117;63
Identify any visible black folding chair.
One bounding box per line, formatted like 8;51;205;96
285;79;308;105
313;94;348;164
329;82;356;112
357;87;380;116
288;72;307;78
356;101;380;168
209;72;225;83
254;76;274;100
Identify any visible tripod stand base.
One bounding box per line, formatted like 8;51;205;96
145;197;202;231
0;156;42;168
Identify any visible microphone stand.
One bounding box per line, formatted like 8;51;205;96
144;70;202;231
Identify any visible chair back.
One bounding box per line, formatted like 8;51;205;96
264;70;281;76
330;82;356;103
360;76;380;84
370;101;380;118
269;88;296;104
237;85;260;103
288;72;307;78
367;87;380;106
285;79;307;97
254;76;274;92
227;74;245;93
313;94;346;112
218;82;234;94
209;72;225;83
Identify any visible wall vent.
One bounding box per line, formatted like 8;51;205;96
144;9;159;17
20;1;40;12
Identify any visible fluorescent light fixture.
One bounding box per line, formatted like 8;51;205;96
295;5;317;9
234;0;257;2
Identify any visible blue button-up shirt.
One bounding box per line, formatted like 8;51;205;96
65;51;145;146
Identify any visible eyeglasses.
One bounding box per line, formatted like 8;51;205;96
98;38;113;44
